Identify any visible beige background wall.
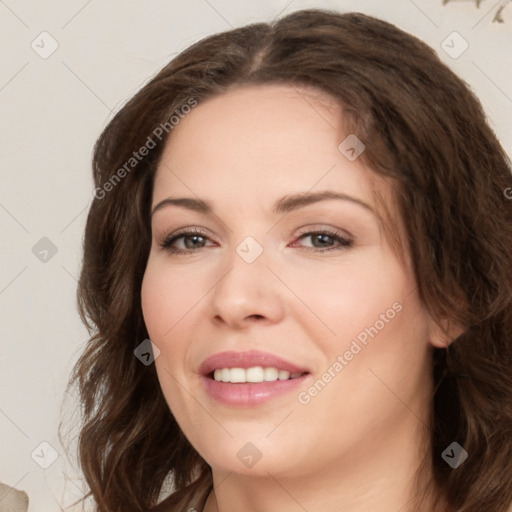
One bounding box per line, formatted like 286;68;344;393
1;0;510;510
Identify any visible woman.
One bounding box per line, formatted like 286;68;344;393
68;8;512;512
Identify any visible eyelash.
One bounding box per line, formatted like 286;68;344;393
159;227;353;255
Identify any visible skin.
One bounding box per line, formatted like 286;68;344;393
141;84;453;512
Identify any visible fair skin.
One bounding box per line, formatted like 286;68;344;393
141;84;451;512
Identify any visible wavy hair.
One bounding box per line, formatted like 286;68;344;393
66;8;512;511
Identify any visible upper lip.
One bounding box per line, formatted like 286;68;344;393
199;350;310;376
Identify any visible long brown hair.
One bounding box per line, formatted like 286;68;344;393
67;8;512;511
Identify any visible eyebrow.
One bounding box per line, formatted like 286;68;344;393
151;190;375;218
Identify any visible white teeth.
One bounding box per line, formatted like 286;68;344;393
246;367;264;383
212;366;304;383
264;367;278;381
230;368;246;383
278;370;290;380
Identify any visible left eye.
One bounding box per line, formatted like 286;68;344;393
292;230;353;251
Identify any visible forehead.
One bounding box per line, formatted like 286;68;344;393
154;84;375;202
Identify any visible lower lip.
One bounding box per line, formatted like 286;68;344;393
201;374;310;407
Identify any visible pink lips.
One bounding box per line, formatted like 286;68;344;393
198;350;311;407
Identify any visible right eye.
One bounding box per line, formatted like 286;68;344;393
160;228;215;254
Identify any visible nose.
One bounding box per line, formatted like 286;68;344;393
209;245;286;330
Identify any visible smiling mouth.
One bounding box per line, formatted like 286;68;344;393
209;367;309;383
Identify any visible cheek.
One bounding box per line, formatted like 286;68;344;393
141;269;168;341
140;261;204;341
140;264;192;388
140;259;216;395
141;264;199;421
284;250;410;343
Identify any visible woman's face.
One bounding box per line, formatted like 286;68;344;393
141;84;441;480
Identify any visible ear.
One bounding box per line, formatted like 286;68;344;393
428;317;465;349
